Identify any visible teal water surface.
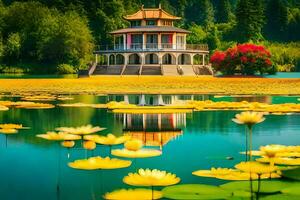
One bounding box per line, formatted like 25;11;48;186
0;94;300;200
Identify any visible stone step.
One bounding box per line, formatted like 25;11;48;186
179;65;196;76
162;65;179;76
141;65;162;75
122;65;141;75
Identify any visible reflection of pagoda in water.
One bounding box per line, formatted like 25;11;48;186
122;113;186;131
124;131;182;150
117;113;186;149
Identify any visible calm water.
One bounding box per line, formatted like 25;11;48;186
0;94;300;200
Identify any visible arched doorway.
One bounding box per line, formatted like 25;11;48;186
162;53;175;65
145;53;159;64
128;53;141;64
178;54;191;65
109;55;115;65
193;54;202;65
116;54;125;65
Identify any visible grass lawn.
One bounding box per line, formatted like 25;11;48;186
0;76;300;95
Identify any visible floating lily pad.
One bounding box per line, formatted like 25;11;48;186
282;167;300;180
260;194;300;200
281;184;300;195
162;184;231;199
220;180;293;193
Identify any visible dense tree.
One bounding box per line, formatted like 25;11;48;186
215;0;232;23
265;0;288;41
185;0;214;27
235;0;266;42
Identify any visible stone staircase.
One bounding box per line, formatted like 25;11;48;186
93;65;107;75
122;65;141;75
162;65;179;76
141;65;162;75
180;65;197;76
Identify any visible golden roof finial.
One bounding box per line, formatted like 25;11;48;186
159;3;162;9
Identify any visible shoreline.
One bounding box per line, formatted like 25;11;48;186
0;76;300;95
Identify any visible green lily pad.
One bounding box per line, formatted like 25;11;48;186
260;194;300;200
282;167;300;180
162;184;231;200
232;191;252;198
220;180;293;193
281;184;300;195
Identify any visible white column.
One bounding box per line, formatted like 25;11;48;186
95;54;98;64
191;54;194;65
107;54;110;66
143;33;146;49
123;34;126;50
158;33;161;49
202;54;205;65
124;53;128;65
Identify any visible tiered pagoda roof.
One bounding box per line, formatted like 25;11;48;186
124;6;181;21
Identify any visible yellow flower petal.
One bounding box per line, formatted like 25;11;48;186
68;156;131;170
123;168;180;186
112;149;162;158
104;188;162;200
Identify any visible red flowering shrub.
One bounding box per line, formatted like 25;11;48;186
210;43;275;75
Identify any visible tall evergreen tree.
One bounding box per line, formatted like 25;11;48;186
264;0;288;41
185;0;214;27
235;0;265;42
216;0;232;23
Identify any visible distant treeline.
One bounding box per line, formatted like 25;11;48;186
0;0;299;74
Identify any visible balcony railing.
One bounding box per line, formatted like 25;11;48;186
95;43;208;52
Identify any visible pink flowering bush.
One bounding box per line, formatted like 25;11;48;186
210;43;275;75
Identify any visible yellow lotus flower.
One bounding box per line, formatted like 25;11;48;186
123;169;180;186
192;167;280;180
112;149;162;158
0;124;26;129
21;95;56;101
83;133;130;145
124;139;143;151
235;161;278;174
104;189;162;200
83;140;96;150
56;125;106;135
68;156;132;170
61;141;75;148
16;102;55;109
232;111;265;126
0;129;18;134
257;157;300;166
0;105;9;111
260;144;287;158
36;132;81;141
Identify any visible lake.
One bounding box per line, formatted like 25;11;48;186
0;94;300;200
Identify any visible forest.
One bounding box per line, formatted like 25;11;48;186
0;0;299;74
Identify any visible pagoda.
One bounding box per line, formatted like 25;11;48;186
89;4;212;76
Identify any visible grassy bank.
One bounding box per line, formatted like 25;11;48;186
0;76;300;95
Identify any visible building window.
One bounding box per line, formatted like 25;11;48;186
162;20;172;26
176;35;185;49
161;34;173;48
114;35;124;49
146;34;158;49
131;20;141;27
146;20;157;26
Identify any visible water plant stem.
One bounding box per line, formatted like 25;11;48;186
151;186;154;200
248;126;253;161
245;126;248;161
257;174;261;200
